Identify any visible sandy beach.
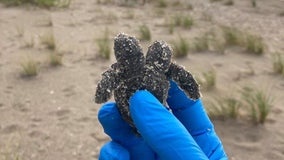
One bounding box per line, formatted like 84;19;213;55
0;0;284;159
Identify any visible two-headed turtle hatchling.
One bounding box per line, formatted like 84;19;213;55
95;33;200;134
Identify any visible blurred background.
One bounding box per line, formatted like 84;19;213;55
0;0;284;159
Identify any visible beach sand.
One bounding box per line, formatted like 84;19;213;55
0;0;284;159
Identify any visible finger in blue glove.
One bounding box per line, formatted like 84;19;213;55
130;90;209;160
167;81;228;160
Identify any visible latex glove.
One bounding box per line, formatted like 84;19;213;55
98;81;228;160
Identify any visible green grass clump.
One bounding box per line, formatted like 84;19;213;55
0;0;71;8
191;30;225;54
251;0;256;7
20;57;39;77
197;69;216;90
221;26;243;46
139;24;151;41
208;97;240;120
40;32;56;50
172;14;194;29
172;37;190;58
49;52;63;66
241;87;273;124
97;30;111;60
168;23;175;34
272;53;284;75
182;16;194;29
244;32;264;55
157;0;167;8
192;35;209;52
223;0;234;6
221;26;265;55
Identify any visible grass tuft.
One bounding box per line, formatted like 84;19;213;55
20;57;39;77
221;26;243;46
221;26;265;55
171;14;194;29
251;0;256;8
97;29;111;60
139;24;151;41
0;0;71;8
49;52;63;66
192;34;209;52
244;32;264;55
40;32;56;50
198;69;216;90
272;53;284;75
241;87;273;124
157;0;167;8
208;96;240;120
223;0;234;6
172;37;189;58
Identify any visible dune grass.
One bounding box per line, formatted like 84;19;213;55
221;26;265;55
279;11;284;17
244;32;264;55
171;14;194;29
197;69;217;90
192;34;210;52
0;0;71;8
251;0;256;8
49;52;63;66
207;86;273;124
209;0;222;2
208;96;240;120
20;57;39;77
272;53;284;75
139;24;151;41
221;26;243;46
40;31;56;50
223;0;234;6
241;87;273;124
157;0;167;8
172;37;189;58
97;29;111;60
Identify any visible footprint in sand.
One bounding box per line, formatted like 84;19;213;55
1;124;22;134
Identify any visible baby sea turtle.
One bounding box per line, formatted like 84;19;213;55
95;33;200;132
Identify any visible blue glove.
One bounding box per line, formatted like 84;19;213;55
98;81;228;160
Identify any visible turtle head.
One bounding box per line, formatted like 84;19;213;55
114;33;144;68
146;41;172;72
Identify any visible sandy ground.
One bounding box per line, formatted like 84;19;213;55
0;0;284;159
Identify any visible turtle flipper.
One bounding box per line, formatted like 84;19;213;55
95;67;118;103
166;62;200;100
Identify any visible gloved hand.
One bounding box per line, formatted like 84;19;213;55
98;81;228;160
